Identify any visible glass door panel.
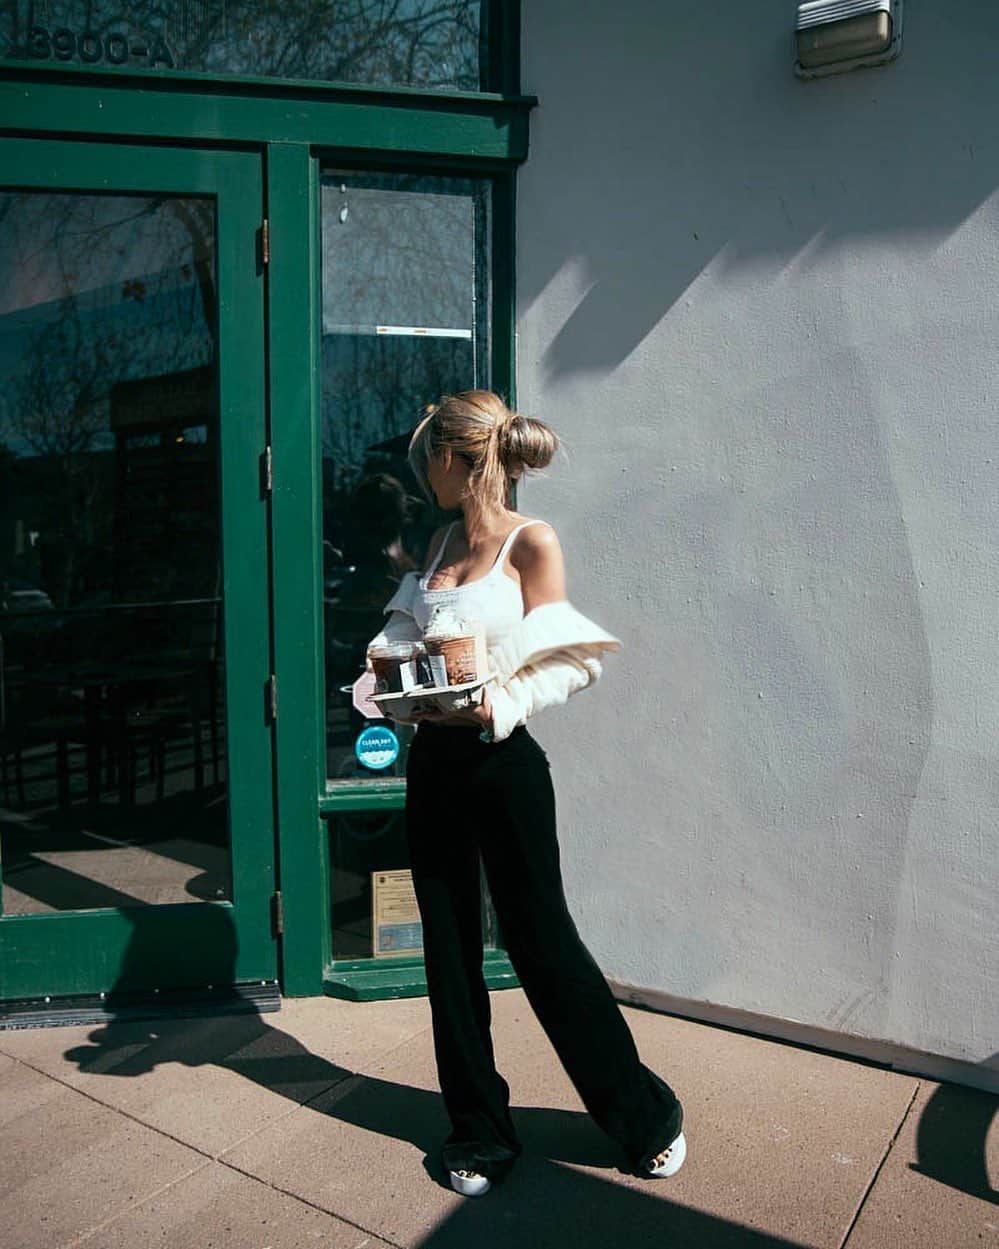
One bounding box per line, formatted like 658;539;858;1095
0;138;274;1002
319;170;490;782
329;808;496;961
0;189;227;915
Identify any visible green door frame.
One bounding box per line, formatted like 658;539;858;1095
0;15;534;1002
0;135;276;1000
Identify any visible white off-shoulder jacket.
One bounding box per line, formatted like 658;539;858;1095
366;585;621;743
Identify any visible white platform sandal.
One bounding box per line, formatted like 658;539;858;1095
450;1168;492;1197
645;1131;687;1178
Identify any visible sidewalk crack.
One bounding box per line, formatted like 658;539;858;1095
215;1155;405;1249
61;1161;214;1249
3;1054;397;1249
2;1048;352;1160
838;1080;921;1249
296;1022;434;1108
2;1050;224;1157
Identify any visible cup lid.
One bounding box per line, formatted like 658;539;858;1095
369;641;416;658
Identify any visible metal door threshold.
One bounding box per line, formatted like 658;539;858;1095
0;981;281;1030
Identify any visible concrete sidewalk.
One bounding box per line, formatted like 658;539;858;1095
1;988;995;1249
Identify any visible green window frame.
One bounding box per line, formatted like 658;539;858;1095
0;0;533;1002
279;155;522;1000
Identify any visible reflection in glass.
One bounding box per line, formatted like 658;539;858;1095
0;189;230;914
1;1;485;92
329;809;496;960
320;171;490;781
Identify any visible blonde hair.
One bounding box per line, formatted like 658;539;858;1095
409;390;558;510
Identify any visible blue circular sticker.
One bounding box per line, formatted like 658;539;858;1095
355;725;400;771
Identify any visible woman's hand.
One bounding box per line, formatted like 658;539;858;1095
409;685;493;731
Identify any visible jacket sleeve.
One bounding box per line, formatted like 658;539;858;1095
484;601;620;743
487;649;604;743
365;610;422;656
363;572;422;667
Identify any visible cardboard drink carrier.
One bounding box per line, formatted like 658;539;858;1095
370;616;494;719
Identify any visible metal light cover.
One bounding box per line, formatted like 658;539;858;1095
794;0;903;79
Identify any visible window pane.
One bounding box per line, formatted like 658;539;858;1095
0;189;230;914
2;1;486;91
319;171;490;783
322;179;480;332
329;809;497;961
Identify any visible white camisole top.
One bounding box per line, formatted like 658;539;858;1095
408;520;545;650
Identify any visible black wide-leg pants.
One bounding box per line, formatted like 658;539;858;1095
405;721;683;1185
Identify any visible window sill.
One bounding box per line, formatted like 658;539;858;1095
320;782;406;815
323;949;518;1001
1;65;534;159
0;58;538;110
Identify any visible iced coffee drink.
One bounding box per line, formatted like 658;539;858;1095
423;607;480;687
369;642;420;693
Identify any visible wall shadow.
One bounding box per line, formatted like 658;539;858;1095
519;0;999;382
911;1056;999;1205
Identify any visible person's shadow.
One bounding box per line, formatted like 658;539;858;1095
60;998;803;1248
62;901;630;1197
61;990;640;1186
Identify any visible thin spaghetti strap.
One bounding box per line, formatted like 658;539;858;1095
490;519;545;572
425;522;456;578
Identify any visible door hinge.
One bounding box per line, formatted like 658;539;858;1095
266;674;278;724
259;217;270;267
271;890;283;936
260;445;273;495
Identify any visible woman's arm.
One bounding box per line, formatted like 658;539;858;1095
487;651;602;741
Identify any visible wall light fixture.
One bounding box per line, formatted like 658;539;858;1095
794;0;903;79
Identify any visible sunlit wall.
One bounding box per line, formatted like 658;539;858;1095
516;0;998;1080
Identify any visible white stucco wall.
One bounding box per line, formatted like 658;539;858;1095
516;0;998;1073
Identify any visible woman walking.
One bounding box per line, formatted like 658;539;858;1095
366;391;685;1197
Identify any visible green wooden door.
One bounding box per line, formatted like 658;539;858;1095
0;137;276;1002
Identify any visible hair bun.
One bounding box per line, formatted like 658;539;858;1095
501;412;559;477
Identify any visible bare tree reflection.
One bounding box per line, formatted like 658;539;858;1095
319;173;487;695
2;0;484;92
319;173;486;567
0;191;214;610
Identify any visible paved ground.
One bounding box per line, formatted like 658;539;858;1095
1;988;996;1249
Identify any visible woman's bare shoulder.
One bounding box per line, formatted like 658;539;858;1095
511;520;566;605
510;520;564;575
513;519;561;555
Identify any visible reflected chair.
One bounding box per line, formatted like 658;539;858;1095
74;599;222;806
0;683;90;810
